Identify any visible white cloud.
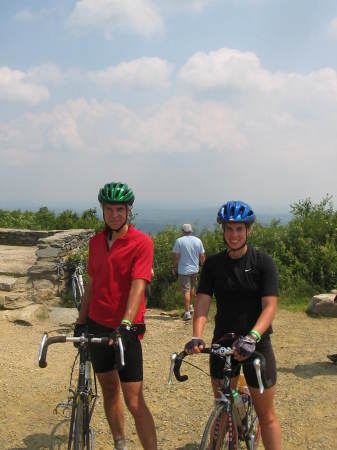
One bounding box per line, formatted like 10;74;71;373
178;47;337;103
0;67;49;104
88;57;172;88
0;96;246;167
2;48;337;207
328;17;337;38
67;0;163;37
1;81;337;207
159;0;213;14
178;48;280;91
27;64;82;85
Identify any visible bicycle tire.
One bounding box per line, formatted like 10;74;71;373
70;397;87;450
199;405;240;450
72;276;82;311
244;397;261;450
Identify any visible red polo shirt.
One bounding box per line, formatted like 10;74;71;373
87;224;153;329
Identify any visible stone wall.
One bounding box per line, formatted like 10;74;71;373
0;229;94;312
0;228;62;246
28;229;94;303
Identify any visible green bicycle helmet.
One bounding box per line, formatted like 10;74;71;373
98;182;135;205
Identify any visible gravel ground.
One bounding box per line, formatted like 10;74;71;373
1;308;337;449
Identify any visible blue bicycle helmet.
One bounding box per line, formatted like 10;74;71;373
217;201;256;224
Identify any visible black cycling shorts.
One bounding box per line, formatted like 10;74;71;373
87;318;143;382
210;334;277;389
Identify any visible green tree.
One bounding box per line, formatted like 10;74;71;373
55;210;80;229
33;207;56;230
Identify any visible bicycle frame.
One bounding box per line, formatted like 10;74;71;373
38;332;125;450
67;339;97;450
168;345;264;450
72;265;85;311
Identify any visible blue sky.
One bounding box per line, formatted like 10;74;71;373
1;0;337;213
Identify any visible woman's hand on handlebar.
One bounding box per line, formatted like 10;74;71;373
184;337;205;354
232;334;257;361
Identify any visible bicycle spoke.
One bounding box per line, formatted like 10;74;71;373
199;405;240;450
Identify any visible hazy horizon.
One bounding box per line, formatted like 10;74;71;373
0;201;292;234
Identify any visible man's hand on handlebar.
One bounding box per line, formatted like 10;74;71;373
184;337;205;354
108;323;132;348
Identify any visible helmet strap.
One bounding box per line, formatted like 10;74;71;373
103;204;129;238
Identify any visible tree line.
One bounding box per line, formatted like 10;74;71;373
151;196;337;310
1;197;336;310
0;207;103;231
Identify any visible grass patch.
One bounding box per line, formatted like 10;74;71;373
154;288;312;315
278;294;310;312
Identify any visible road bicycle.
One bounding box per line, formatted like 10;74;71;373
168;334;264;450
57;260;86;311
42;260;126;449
38;331;125;450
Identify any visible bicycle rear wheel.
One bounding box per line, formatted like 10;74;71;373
199;405;240;450
72;276;82;311
244;397;261;450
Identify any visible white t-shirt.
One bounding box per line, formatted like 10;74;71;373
172;235;205;275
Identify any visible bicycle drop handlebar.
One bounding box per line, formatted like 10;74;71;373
38;332;125;369
168;346;264;394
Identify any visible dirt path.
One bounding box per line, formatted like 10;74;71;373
1;308;337;450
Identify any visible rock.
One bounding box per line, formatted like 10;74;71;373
13;276;32;292
36;247;60;259
0;275;16;291
0;245;37;276
27;261;58;279
47;307;77;327
0;291;34;309
0;304;49;324
306;293;337;316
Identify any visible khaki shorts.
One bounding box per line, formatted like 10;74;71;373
178;273;198;292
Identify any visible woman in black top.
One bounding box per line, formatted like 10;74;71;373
185;201;281;450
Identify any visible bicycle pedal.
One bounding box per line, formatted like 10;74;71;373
54;401;73;415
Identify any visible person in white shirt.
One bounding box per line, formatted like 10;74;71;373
172;224;205;320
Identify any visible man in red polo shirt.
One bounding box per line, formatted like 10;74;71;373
75;181;157;450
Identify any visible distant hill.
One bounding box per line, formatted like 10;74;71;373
133;206;291;234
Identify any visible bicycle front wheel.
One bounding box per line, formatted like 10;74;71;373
69;397;89;450
199;405;240;450
244;397;261;450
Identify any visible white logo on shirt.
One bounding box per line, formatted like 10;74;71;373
244;268;252;272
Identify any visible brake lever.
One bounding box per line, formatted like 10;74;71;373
253;358;264;394
117;336;125;367
168;352;177;385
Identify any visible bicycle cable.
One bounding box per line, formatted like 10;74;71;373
69;351;80;389
179;359;210;378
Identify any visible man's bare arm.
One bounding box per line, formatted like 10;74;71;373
123;278;147;323
172;253;180;275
